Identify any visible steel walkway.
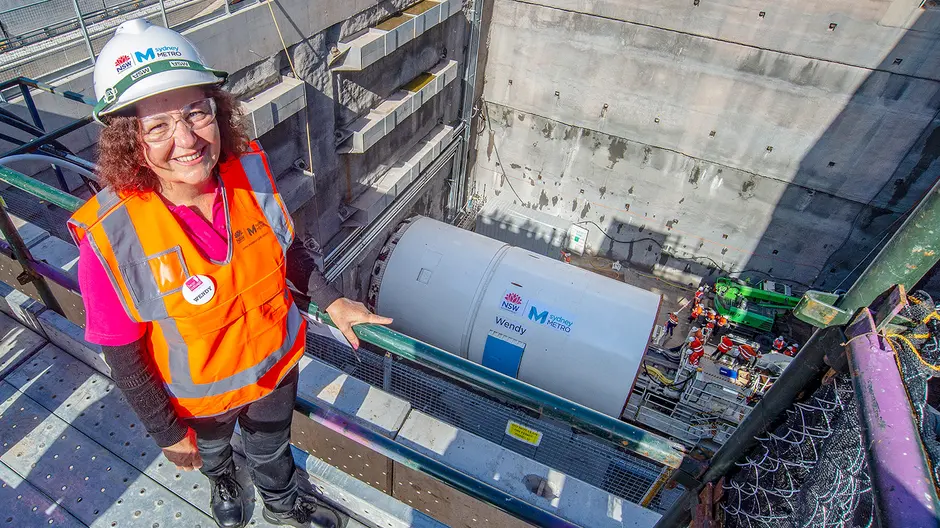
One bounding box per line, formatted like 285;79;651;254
0;311;368;528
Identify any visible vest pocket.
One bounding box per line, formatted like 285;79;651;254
119;246;189;305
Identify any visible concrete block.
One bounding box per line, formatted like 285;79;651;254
340;61;458;154
0;280;47;336
275;169;316;214
37;309;109;377
397;410;662;528
445;0;462;18
393;16;417;47
423;1;443;27
383;30;400;57
296;355;411;437
392;92;416;125
242;76;307;139
0;311;47;380
358;31;388;70
360;113;389;153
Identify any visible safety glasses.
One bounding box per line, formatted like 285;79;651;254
139;98;217;143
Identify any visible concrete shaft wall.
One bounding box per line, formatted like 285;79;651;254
471;0;940;287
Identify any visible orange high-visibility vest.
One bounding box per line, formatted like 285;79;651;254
689;338;704;355
68;145;305;418
737;344;757;361
717;336;733;355
668;313;679;324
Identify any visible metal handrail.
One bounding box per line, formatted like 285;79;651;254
0;166;84;211
304;299;686;468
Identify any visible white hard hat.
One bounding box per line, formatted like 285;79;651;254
92;19;227;123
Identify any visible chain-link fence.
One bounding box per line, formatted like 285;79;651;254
723;374;873;527
0;0;248;82
721;290;940;527
304;331;686;513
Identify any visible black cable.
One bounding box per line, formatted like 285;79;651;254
481;103;526;204
572;220;663;248
575;220;816;289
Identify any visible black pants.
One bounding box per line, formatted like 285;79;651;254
187;366;299;513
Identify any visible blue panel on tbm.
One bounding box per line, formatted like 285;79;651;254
482;333;526;378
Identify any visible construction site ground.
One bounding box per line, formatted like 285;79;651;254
0;311;370;528
567;254;698;348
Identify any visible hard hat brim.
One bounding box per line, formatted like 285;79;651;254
97;70;227;118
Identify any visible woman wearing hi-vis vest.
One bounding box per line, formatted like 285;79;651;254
70;20;392;528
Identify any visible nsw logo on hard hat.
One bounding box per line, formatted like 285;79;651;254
114;55;132;74
500;291;525;314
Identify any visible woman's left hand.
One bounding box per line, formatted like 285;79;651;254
325;298;393;350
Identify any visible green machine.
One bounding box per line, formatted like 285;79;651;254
712;277;803;333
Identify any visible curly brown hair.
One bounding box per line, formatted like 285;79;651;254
96;87;249;194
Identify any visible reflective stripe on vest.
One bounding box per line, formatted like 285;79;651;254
159;303;303;399
70;149;300;416
240;153;292;255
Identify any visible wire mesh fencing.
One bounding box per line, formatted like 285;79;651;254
722;289;940;527
722;373;873;528
304;331;685;513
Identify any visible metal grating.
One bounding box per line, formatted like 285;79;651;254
3;343;327;527
305;332;682;512
0;378;214;527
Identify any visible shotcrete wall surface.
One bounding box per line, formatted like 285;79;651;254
471;0;940;287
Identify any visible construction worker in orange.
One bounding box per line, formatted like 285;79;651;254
785;343;800;357
715;313;729;336
735;343;759;368
773;335;786;353
665;311;680;337
69;20;392;528
712;335;734;360
688;302;704;324
694;285;708;303
688;336;706;365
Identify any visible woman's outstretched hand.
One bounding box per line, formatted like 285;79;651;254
325;298;393;350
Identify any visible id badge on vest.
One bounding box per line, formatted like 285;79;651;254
182;274;216;305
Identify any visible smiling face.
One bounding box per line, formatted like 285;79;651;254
135;86;222;190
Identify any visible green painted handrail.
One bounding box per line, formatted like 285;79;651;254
0;166;84;212
303;300;686;469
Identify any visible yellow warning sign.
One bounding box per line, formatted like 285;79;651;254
505;420;543;446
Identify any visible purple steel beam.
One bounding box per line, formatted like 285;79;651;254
845;308;940;528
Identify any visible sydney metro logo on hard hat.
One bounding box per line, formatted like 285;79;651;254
114;55;132;74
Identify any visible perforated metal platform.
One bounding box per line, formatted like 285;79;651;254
0;317;369;528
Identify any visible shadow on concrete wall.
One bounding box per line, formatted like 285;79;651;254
748;9;940;291
477;209;718;286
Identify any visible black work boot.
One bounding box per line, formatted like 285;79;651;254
262;494;347;528
209;473;246;528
